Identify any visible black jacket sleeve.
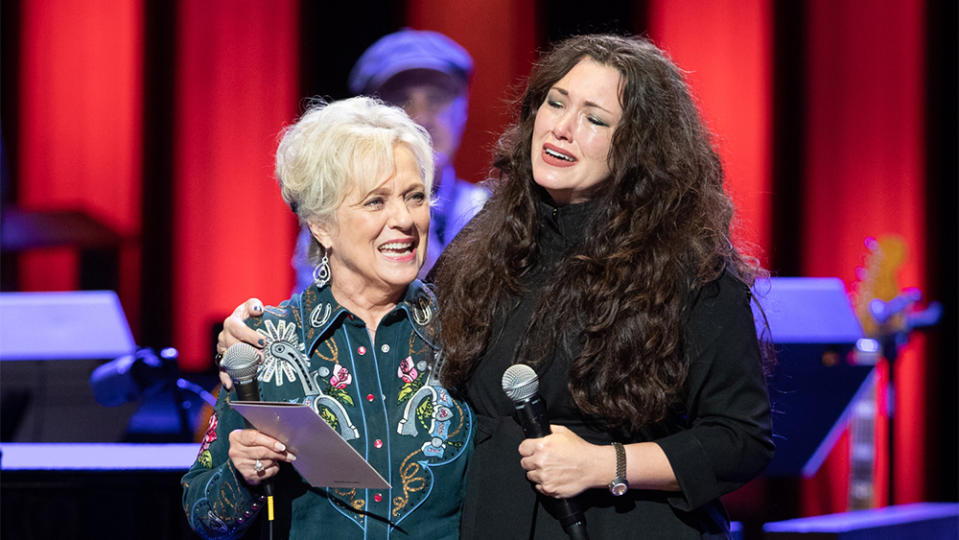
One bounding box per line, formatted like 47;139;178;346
656;272;775;511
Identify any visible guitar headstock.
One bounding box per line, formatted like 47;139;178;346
852;235;907;337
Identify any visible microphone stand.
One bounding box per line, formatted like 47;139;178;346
870;294;941;505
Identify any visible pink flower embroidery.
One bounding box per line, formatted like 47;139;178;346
199;412;218;454
329;364;352;389
397;356;418;383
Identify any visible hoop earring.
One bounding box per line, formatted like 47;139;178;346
313;250;331;289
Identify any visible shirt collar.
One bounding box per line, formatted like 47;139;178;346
533;187;600;249
297;279;441;355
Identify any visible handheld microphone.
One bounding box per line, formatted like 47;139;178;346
222;342;262;402
221;342;275;532
502;364;590;540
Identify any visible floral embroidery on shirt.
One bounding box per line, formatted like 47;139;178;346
397;356;425;403
326;364;355;407
329;364;352;388
397;356;418;382
304;338;359;441
196;412;219;468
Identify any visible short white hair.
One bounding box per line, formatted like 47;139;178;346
275;96;434;262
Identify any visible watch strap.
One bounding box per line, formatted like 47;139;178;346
609;441;628;495
612;441;626;480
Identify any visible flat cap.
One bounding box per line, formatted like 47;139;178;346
348;29;473;95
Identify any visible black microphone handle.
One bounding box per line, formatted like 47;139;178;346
514;396;590;540
234;380;260;402
515;394;551;438
230;378;274;498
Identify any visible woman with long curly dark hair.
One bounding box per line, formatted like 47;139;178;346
432;34;773;539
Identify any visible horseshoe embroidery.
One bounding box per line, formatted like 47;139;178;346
412;302;432;326
311;302;333;328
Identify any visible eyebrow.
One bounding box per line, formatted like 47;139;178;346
550;87;615;115
361;178;425;200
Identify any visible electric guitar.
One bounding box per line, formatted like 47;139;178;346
848;235;906;510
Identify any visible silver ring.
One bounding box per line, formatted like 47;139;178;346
254;459;264;473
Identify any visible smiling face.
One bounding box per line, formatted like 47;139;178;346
309;144;430;302
530;57;623;205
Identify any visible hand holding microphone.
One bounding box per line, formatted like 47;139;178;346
221;343;295;487
518;424;599;499
503;364;590;540
215;298;266;390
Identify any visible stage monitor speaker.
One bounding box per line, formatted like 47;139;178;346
0;291;138;442
763;502;959;539
751;278;872;476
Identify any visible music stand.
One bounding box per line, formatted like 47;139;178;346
752;278;871;476
0;291;138;442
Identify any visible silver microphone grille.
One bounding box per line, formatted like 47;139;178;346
221;342;261;383
501;364;539;403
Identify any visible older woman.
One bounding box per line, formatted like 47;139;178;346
431;35;774;539
223;35;773;539
182;97;472;540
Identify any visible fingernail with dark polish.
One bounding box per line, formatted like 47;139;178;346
258;339;265;346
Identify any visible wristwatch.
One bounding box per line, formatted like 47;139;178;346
608;442;628;496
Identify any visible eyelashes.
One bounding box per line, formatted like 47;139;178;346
544;96;611;128
362;191;427;210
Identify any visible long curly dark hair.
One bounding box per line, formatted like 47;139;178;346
434;34;761;431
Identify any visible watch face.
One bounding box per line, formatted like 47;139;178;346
610;481;628;496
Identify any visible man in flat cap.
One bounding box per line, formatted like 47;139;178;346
293;29;488;290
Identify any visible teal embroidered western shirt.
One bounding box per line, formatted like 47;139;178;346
182;281;473;539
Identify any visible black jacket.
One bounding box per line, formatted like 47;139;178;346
456;198;774;539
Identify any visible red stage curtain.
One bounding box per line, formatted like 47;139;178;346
17;0;144;328
407;0;538;185
647;0;774;265
799;0;926;513
172;0;299;370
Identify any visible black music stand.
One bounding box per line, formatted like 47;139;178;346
752;278;872;477
0;290;138;441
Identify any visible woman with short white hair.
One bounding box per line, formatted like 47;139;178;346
182;96;473;540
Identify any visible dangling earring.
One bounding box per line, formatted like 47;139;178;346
313;248;331;289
